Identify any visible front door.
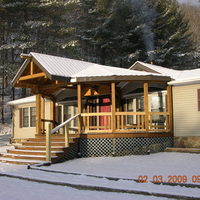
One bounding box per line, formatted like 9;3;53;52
99;95;111;130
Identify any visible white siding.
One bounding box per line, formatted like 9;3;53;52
173;84;200;136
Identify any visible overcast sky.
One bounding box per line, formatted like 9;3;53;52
177;0;200;6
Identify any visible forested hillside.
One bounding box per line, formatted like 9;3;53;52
0;0;199;124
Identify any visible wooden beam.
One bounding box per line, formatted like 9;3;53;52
39;82;73;90
50;99;55;130
30;61;34;75
15;82;40;89
77;84;82;134
111;82;116;132
36;94;42;135
19;72;46;81
144;82;149;132
167;85;173;133
41;97;45;134
20;54;32;59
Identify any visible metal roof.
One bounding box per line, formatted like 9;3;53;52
7;96;36;105
130;61;200;85
130;61;182;80
12;52;172;86
71;64;171;82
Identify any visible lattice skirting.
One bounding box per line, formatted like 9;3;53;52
80;137;173;157
56;143;79;163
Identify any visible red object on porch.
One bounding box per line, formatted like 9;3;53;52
99;95;111;130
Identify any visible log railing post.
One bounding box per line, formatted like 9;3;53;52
111;82;116;132
77;84;82;134
65;123;69;147
167;85;173;133
36;93;42;134
46;123;51;162
144;82;149;132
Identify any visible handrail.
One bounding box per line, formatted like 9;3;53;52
51;113;80;134
46;113;80;162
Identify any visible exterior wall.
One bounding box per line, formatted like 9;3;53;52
172;84;200;137
12;103;36;140
80;137;173;157
12;101;50;140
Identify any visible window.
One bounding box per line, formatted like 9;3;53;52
127;99;133;124
73;105;78;126
63;104;78;127
150;92;166;123
23;108;29;127
136;96;144;111
30;107;36;127
20;107;36;128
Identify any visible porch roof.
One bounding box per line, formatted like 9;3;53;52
12;52;171;87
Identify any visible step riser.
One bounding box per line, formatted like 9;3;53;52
22;142;67;146
0;159;40;165
35;134;80;138
16;147;65;151
2;154;58;162
28;138;74;142
7;150;63;156
3;155;46;161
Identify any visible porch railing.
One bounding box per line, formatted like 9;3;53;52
45;113;80;162
81;112;170;133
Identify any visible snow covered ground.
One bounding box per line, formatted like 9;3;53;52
0;133;200;199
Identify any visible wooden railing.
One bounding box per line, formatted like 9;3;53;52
45;114;80;162
81;112;170;133
149;112;170;132
115;112;146;131
81;112;112;132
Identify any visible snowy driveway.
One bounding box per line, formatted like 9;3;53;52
0;152;200;199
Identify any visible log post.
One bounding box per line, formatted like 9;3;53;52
167;85;173;133
144;82;149;132
111;82;116;132
77;84;82;134
46;123;51;162
50;98;55;130
36;93;42;134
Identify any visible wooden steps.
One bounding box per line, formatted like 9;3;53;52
0;134;80;165
165;147;200;153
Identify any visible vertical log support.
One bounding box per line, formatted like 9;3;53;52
46;123;51;162
77;84;82;134
41;97;45;133
144;82;149;132
167;85;173;133
111;82;116;132
30;60;34;75
50;98;55;130
65;123;69;147
36;93;42;135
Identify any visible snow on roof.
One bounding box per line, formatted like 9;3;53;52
7;96;36;106
30;52;96;78
131;61;200;85
71;64;169;78
130;61;182;79
13;53;171;85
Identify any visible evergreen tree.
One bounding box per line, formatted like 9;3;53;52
76;0;145;68
150;0;196;69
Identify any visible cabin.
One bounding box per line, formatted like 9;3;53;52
1;52;174;165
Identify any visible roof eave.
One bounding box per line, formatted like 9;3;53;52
12;59;30;87
71;75;171;83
